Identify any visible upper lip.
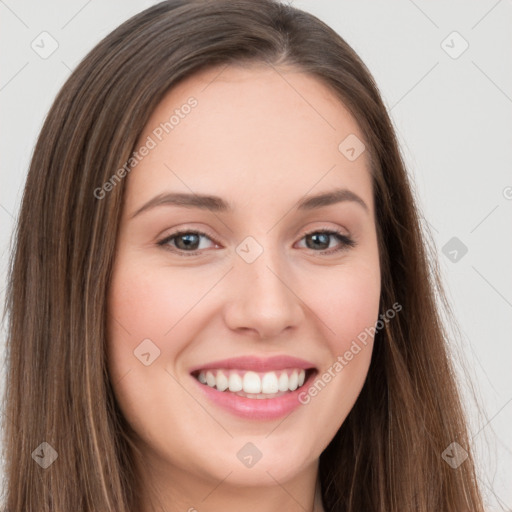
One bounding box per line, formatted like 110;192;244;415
189;355;316;374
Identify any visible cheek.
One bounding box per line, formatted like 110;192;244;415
106;253;220;413
300;259;380;403
315;259;381;353
107;256;201;350
293;263;380;446
105;256;182;392
105;257;203;450
337;272;380;344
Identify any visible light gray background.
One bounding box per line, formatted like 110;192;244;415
1;0;511;509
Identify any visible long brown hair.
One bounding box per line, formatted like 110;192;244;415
1;0;484;510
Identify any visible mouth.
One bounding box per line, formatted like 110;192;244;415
188;355;318;420
191;367;317;399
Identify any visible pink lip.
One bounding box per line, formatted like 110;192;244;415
189;355;316;373
191;368;317;420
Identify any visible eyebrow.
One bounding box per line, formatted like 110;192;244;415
130;187;369;219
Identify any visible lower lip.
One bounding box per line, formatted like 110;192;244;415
191;370;317;420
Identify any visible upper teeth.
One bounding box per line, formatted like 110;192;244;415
196;369;307;394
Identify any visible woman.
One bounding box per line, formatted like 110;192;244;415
1;0;484;510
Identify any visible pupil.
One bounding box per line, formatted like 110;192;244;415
309;233;329;250
178;234;198;250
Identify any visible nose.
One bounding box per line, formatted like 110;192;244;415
223;246;305;340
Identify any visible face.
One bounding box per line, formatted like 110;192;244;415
106;63;381;498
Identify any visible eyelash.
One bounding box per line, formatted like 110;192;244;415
156;227;356;257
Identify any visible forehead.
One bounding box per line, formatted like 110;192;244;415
125;63;373;214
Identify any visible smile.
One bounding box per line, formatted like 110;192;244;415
192;368;313;398
189;355;318;420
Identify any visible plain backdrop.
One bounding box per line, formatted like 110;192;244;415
1;0;511;509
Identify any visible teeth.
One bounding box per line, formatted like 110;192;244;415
261;372;279;394
216;370;229;391
196;368;308;395
278;372;288;392
243;371;261;394
228;372;243;392
206;371;215;387
289;370;298;391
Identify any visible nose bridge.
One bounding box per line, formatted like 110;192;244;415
244;247;289;302
224;237;304;338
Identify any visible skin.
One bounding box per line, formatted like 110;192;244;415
106;62;381;512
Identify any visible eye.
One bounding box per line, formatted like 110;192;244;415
157;229;218;256
298;228;356;255
157;228;356;256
